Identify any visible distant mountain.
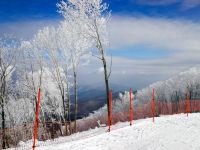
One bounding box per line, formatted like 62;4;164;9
70;83;129;119
73;83;129;101
135;67;200;104
75;67;200;118
84;67;200;120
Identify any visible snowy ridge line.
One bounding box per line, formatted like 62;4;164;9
134;67;200;106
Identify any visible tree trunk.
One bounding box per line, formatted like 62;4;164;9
102;57;110;126
67;82;71;134
1;99;6;149
1;76;6;149
95;24;111;126
73;71;78;133
67;83;71;122
62;92;66;121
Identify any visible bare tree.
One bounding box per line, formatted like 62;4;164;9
0;35;18;149
32;27;71;122
58;0;112;128
57;20;91;132
19;41;43;113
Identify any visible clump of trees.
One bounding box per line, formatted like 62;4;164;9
0;0;111;148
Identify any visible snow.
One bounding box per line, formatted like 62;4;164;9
135;67;200;104
13;113;200;150
85;67;200;123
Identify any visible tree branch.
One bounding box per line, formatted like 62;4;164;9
91;53;103;60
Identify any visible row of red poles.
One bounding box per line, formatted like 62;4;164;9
32;87;190;148
108;88;190;131
108;88;133;132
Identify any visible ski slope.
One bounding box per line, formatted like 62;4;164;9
14;113;200;150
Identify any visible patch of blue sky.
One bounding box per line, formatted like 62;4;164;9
105;0;200;21
112;45;171;59
1;0;200;23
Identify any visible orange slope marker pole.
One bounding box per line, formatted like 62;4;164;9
185;91;189;117
152;88;155;123
130;88;133;126
110;90;113;127
108;90;112;132
32;88;41;150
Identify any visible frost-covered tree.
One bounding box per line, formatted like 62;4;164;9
56;21;74;123
32;27;69;121
0;35;19;149
57;20;91;131
19;41;43;113
58;0;111;127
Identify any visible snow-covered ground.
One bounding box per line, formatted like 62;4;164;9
13;113;200;150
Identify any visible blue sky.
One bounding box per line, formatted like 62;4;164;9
1;0;200;22
107;0;200;21
1;0;200;88
0;0;60;22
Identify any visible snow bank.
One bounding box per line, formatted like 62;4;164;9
13;113;200;150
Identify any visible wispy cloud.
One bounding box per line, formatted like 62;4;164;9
103;16;200;87
136;0;200;10
0;19;60;39
136;0;181;6
110;16;200;53
181;0;200;10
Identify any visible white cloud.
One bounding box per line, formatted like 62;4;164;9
79;16;200;88
181;0;200;10
136;0;200;10
0;19;60;39
109;16;200;52
97;67;104;73
1;16;200;88
136;0;181;6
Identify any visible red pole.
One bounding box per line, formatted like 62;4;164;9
130;88;133;126
152;88;155;123
185;91;189;117
110;90;112;127
108;90;112;132
176;91;178;114
32;88;41;150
